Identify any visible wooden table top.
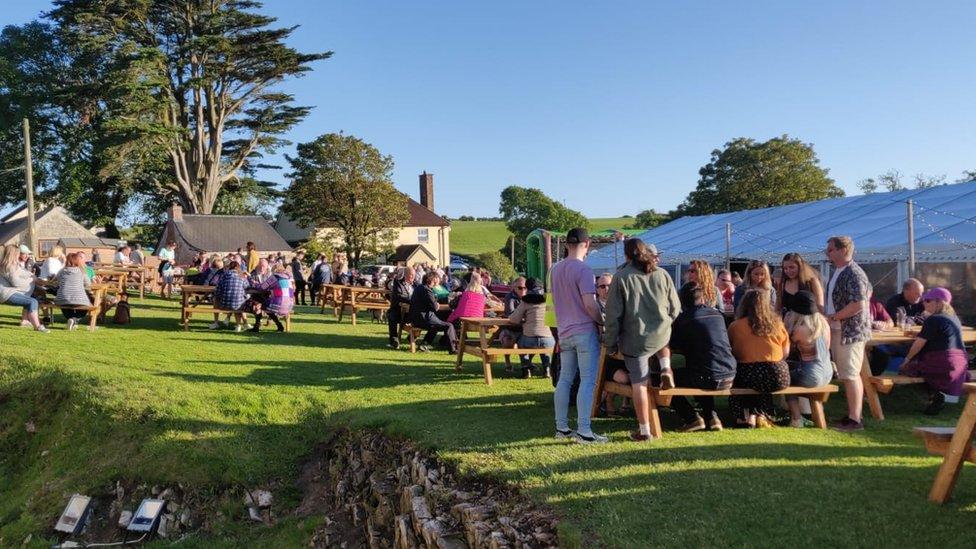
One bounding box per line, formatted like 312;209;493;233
869;326;976;345
460;317;513;327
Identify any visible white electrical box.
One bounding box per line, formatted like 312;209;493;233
54;495;92;535
127;499;166;533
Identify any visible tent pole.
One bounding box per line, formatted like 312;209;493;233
725;223;731;272
907;200;916;277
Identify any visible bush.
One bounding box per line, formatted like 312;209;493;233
476;251;517;283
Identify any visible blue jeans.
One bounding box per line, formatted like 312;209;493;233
6;292;38;313
517;334;555;368
554;330;600;435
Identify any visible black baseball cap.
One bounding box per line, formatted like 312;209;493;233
566;228;589;244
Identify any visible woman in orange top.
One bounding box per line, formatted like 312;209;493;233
727;289;791;427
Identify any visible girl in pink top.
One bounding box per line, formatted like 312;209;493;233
448;272;487;323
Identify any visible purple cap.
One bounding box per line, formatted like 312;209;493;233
922;287;952;304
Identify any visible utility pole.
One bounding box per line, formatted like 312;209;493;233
23;118;38;255
510;235;515;268
907;199;916;277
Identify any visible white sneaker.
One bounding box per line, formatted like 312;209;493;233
66;318;78;331
208;321;221;330
555;429;576;440
20;320;32;328
234;324;244;332
35;325;49;333
574;432;609;444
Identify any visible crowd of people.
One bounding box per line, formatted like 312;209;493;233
550;228;970;444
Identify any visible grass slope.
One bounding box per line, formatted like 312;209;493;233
451;217;634;258
1;298;974;547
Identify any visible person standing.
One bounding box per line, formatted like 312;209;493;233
290;252;308;306
604;238;681;441
157;241;177;299
551;228;608;444
825;235;872;432
245;241;260;274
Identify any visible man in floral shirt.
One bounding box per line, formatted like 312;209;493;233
825;236;872;432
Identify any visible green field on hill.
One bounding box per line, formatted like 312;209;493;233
2;298;973;547
450;217;635;258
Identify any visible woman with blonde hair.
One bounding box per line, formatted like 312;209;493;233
728;289;790;427
40;245;66;280
0;244;47;331
447;271;487;324
783;290;832;427
685;259;719;309
732;259;775;311
899;288;970;414
779;252;824;315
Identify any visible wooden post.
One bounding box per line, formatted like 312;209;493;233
510;235;515;268
907;200;916;277
23;118;38;255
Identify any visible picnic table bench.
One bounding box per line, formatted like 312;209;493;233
864;326;976;420
914;382;976;503
592;347;840;438
38;282;113;331
318;284;344;316
179;284;291;332
454;316;553;385
333;285;390;325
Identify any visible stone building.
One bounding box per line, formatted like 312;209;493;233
0;204;115;257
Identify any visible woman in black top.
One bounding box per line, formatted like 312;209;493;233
778;253;824;316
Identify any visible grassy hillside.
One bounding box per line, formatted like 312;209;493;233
1;298;972;547
451;217;634;258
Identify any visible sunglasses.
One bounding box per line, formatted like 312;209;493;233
597;284;610;289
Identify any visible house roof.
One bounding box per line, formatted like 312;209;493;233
59;237;123;248
586;179;976;271
170;214;292;253
274;196;450;243
0;205;57;244
391;244;436;263
406;198;449;227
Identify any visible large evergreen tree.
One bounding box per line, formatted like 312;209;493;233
50;0;331;214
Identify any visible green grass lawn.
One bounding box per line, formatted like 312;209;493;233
2;298;975;547
451;217;635;258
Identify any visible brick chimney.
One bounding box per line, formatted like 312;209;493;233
419;172;434;211
167;203;183;222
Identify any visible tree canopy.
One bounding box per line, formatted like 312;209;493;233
283;133;408;268
49;0;331;214
674;135;843;217
627;209;668;230
498;186;588;271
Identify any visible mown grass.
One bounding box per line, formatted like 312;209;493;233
1;297;974;547
451;217;634;258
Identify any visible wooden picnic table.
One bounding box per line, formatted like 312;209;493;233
454;316;554;385
863;326;976;420
335;285;390;325
178;284;291;331
914;382;976;503
39;282;113;331
108;264;154;298
95;268;128;294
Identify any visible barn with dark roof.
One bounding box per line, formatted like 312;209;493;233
156;204;293;264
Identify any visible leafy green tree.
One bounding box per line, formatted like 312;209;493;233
283;133;409;268
498;185;589;272
675;135;844;216
858;169;947;194
49;0;331;214
477;251;517;284
627;209;667;230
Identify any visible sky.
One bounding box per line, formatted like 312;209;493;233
3;1;975;219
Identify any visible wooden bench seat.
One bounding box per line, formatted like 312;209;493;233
871;370;976;395
599;379;839;438
37;287;109;331
913;427;976;463
182;306;291;332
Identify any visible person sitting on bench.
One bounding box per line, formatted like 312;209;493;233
783;290;832;427
506;277;554;378
54;253;93;330
899;287;971;415
727;289;791;428
249;265;294;332
213;261;250;332
410;271;457;354
0;244;48;332
447;271;487;327
668;281;737;432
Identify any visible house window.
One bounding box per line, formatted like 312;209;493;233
417;228;429;243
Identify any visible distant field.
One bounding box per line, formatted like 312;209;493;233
451;217;633;258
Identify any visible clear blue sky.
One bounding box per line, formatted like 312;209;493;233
4;1;975;218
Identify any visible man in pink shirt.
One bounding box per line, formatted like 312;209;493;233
551;228;607;444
